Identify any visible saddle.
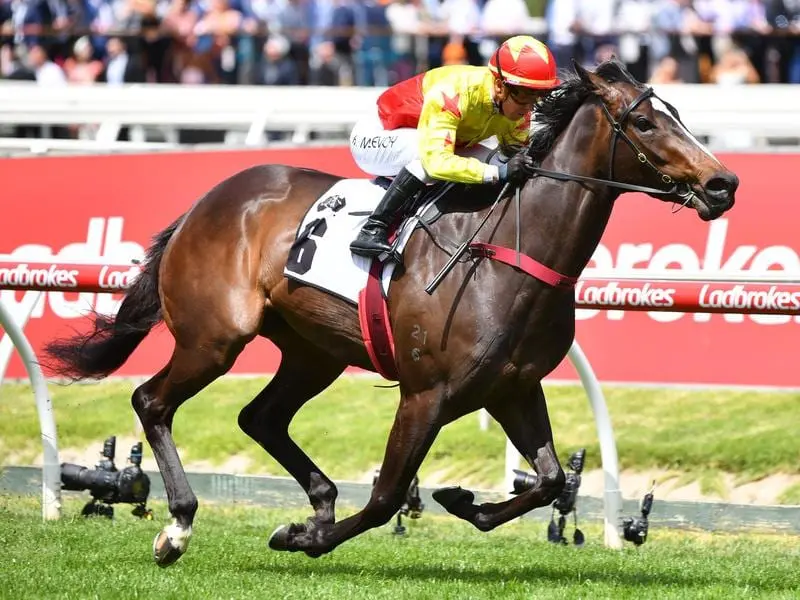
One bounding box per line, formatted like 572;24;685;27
282;177;464;380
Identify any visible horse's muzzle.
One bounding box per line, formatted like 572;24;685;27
696;171;739;220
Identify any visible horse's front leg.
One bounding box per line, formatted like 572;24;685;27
268;387;442;557
432;382;566;530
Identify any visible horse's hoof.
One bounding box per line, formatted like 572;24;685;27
269;522;327;556
432;486;475;512
153;529;185;567
268;522;308;552
268;524;292;552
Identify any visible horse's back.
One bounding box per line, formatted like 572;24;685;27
183;163;342;220
158;164;348;330
167;163;343;249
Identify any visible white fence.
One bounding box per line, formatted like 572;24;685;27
1;80;799;153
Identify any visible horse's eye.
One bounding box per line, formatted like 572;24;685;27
635;117;654;132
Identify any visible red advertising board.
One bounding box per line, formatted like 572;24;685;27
1;148;798;387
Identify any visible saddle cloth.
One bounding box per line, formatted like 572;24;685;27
283;178;435;304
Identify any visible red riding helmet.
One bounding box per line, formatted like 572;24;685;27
488;36;560;90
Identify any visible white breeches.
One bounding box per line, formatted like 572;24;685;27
349;106;504;182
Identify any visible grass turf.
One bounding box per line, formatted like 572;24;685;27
1;495;798;600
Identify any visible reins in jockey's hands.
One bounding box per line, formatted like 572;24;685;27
500;150;537;184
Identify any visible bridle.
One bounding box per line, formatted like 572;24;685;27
529;86;698;205
601;87;675;187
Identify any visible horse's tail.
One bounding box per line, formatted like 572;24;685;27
43;215;184;381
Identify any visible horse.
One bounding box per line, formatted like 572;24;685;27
44;59;738;566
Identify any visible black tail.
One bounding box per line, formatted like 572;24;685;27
43;215;184;381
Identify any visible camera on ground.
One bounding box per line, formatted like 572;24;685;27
623;482;656;546
511;448;587;546
60;435;152;519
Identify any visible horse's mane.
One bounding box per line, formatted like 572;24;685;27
526;58;642;164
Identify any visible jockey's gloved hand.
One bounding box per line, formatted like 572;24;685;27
499;151;536;184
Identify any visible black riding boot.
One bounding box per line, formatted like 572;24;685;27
350;168;426;258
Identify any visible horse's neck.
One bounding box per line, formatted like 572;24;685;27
517;104;618;279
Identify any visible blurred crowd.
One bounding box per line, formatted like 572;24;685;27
1;0;799;87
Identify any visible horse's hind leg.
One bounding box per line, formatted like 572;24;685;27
133;340;247;567
432;382;566;531
237;334;345;528
269;387;443;557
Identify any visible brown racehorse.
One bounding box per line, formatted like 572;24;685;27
44;59;738;566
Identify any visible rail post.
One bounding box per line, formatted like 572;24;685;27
0;297;61;520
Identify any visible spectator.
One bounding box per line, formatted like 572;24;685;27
352;0;393;85
481;0;531;38
27;42;66;84
1;0;70;50
161;0;203;81
0;40;33;78
97;35;145;83
766;0;800;82
544;0;580;74
63;35;103;83
191;0;244;83
576;0;617;67
327;0;357;85
308;38;341;84
616;0;654;82
386;0;419;83
652;0;703;83
728;0;771;82
437;0;482;65
0;0;798;87
709;43;761;83
257;32;298;84
441;38;467;64
649;55;685;82
275;0;313;84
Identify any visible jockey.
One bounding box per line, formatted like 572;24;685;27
349;35;561;258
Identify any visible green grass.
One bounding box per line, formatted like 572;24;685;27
2;376;799;493
779;484;800;505
0;495;798;600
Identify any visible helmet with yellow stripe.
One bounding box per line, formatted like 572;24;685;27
488;35;560;90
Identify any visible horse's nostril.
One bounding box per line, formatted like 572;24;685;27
706;172;739;195
707;177;730;193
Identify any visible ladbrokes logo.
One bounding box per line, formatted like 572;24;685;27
1;217;145;320
0;263;79;289
576;281;800;315
699;285;800;311
576;281;675;309
577;218;800;325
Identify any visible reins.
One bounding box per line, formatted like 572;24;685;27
424;86;696;295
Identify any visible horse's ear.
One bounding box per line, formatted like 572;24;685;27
572;59;589;82
572;59;616;99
